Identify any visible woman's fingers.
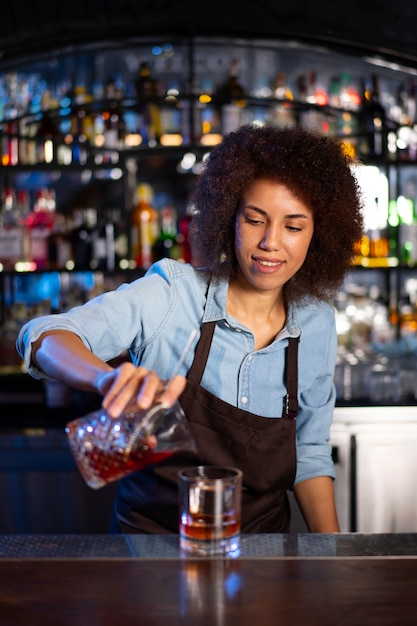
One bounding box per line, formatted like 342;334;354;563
98;365;187;418
100;364;156;417
159;375;187;407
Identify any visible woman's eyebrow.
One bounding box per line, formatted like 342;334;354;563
244;205;311;219
285;213;311;219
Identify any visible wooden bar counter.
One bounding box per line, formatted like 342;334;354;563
1;533;417;625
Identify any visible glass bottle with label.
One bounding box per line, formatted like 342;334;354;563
130;184;159;269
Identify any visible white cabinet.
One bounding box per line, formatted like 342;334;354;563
332;406;417;533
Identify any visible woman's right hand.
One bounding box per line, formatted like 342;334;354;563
31;330;186;419
98;363;187;418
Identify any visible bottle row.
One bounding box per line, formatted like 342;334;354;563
2;38;417;165
3;165;417;273
342;163;417;267
334;274;417;404
0;183;192;273
0;88;375;167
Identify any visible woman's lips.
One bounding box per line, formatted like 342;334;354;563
252;256;284;271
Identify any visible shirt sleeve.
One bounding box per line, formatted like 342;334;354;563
16;265;176;380
293;307;338;485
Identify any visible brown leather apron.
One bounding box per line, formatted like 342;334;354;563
111;322;299;534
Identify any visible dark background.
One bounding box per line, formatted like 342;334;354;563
0;0;416;68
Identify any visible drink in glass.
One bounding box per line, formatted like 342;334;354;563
179;466;242;556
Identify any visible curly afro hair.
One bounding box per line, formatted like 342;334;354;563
189;124;364;302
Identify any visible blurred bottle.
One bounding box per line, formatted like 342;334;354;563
2;74;21;166
71;208;98;270
360;75;386;158
159;79;184;146
270;71;295;128
153;206;180;261
135;62;162;145
298;71;328;133
93;207;128;272
177;208;193;264
0;188;24;269
215;57;246;135
25;189;57;270
131;184;159;269
47;211;73;270
68;84;90;164
101;78;126;153
395;184;417;264
198;78;222;146
35;110;62;164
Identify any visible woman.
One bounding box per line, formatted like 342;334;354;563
17;124;363;534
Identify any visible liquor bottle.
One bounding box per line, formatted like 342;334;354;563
47;210;73;270
130;184;159;269
25;189;58;270
92;207;128;272
15;189;31;263
177;208;193;264
101;78;125;153
360;75;386;158
152;206;180;261
396;185;417;265
2;74;21;166
198;78;222;146
35;110;62;164
270;72;295;128
339;72;361;111
0;188;24;269
71;208;98;270
298;72;327;132
215;57;246;135
135;62;162;145
159;80;184;146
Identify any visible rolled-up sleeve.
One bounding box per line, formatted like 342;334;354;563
293;305;338;484
16;271;173;380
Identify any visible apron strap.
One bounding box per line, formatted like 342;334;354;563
187;321;299;419
284;336;299;419
186;321;216;385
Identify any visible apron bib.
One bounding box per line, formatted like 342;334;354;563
112;322;299;534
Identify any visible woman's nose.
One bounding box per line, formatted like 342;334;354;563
260;225;281;250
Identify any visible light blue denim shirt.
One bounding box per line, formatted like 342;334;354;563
17;259;337;485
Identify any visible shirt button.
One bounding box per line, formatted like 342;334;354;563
241;396;248;404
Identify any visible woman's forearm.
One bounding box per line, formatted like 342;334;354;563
293;476;340;533
31;330;113;394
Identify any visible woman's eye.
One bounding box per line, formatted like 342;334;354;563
245;216;263;225
286;224;302;232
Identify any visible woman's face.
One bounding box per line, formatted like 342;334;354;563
234;179;314;294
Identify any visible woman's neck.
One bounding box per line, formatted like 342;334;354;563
226;280;287;350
